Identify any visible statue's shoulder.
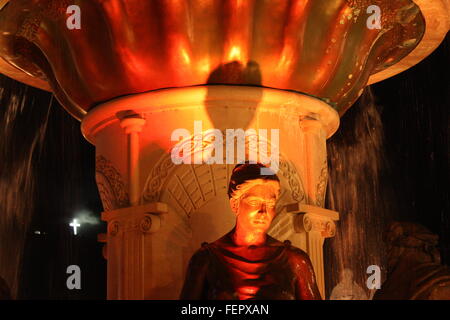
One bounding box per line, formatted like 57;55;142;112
188;242;212;265
266;235;289;247
266;236;311;261
281;240;312;263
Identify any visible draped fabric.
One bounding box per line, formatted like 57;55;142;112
180;231;321;300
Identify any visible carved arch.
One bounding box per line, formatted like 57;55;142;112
140;131;306;216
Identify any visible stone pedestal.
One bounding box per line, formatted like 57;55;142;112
83;85;340;299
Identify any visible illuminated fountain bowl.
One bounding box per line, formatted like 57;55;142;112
0;0;448;120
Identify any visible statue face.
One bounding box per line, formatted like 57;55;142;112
231;182;279;233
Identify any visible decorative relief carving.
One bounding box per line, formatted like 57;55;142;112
140;215;153;234
95;155;129;211
175;131;215;160
324;220;336;238
142;155;176;203
17;15;41;42
105;215;160;236
141;132;305;209
108;221;120;237
95;179;116;212
303;215;313;233
299;213;336;238
142;131;261;204
279;160;305;203
17;0;72;42
315;160;328;207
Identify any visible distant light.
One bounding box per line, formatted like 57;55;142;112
34;231;41;235
70;219;81;235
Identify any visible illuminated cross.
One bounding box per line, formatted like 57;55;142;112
70;219;81;235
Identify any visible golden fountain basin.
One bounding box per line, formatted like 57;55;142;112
0;0;448;120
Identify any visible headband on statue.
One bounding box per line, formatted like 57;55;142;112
227;162;280;198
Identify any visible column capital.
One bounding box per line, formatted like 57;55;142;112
299;116;324;133
286;203;339;238
285;202;339;298
119;115;146;134
299;213;337;238
102;202;168;235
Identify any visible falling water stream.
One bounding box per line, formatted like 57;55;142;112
323;34;449;300
324;87;390;299
0;74;105;299
0;75;53;298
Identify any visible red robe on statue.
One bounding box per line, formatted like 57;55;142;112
180;230;321;300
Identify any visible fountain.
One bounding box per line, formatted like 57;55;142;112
0;0;448;299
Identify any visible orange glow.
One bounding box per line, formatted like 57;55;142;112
198;58;210;74
277;45;295;71
309;4;352;91
275;0;310;84
180;47;191;65
237;286;259;300
0;0;428;120
222;0;251;63
228;46;242;61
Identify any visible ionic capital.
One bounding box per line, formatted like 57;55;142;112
102;202;167;235
286;203;339;238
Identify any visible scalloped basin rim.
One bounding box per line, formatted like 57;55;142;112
0;0;450;119
0;0;447;92
368;0;450;85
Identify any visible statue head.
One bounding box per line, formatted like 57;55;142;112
228;163;280;234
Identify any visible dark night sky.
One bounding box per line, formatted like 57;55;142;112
323;34;449;298
1;34;448;299
371;34;450;264
18;92;106;299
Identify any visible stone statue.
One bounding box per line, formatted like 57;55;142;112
374;221;450;300
330;268;368;300
180;163;321;300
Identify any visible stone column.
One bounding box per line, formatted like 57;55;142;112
102;202;167;300
299;117;328;207
119;114;146;206
287;203;339;299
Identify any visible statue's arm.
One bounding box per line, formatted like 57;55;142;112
179;247;210;300
289;248;322;300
